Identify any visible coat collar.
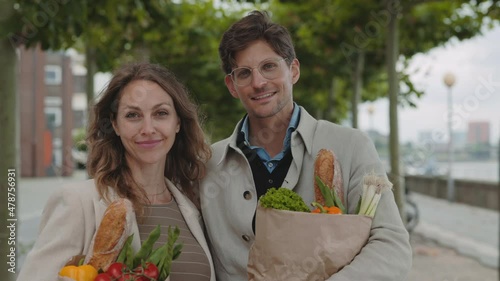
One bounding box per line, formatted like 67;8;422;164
217;106;318;166
166;178;200;219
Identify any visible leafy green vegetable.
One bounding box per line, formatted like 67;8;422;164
259;187;310;212
133;224;161;267
116;234;134;264
315;176;346;214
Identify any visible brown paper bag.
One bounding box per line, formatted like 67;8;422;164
248;205;372;281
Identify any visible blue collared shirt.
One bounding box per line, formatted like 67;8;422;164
240;103;300;173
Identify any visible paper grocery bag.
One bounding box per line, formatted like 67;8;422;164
248;205;372;281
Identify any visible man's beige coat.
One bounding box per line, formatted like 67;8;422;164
201;107;412;281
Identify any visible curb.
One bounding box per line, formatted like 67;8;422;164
414;221;499;269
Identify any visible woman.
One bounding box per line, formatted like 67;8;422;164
17;62;215;281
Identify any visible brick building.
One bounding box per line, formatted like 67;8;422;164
467;121;491;159
17;45;75;177
467;121;490;145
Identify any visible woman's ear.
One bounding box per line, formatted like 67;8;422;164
111;119;120;136
225;75;239;98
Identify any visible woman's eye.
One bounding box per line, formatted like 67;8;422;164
156;111;168;116
125;112;140;118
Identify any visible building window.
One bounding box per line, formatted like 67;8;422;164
45;107;62;128
45;65;62;85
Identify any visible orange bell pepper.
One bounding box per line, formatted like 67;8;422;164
59;264;98;281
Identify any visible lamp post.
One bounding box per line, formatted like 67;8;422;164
443;72;456;202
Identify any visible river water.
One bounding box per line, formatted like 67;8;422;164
382;159;499;183
405;160;499;183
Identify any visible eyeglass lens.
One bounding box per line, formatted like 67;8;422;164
231;58;286;86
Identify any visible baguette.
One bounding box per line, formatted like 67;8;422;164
86;198;133;271
314;149;344;206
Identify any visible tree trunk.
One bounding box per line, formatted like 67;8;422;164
386;0;406;220
85;47;97;111
0;37;18;281
351;51;365;128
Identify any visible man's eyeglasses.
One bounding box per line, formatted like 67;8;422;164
228;58;288;87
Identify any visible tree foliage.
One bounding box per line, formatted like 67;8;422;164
1;3;499;257
268;0;499;122
2;0;499;142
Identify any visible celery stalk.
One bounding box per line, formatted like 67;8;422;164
365;193;381;218
359;184;376;215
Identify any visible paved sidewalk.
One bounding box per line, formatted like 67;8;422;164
408;232;498;281
17;170;88;222
410;192;499;269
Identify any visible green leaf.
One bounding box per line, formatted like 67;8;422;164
116;234;134;264
133;224;161;268
315;176;335;207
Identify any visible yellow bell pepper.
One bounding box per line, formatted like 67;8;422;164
59;264;98;281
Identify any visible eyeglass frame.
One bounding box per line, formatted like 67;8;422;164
227;57;289;87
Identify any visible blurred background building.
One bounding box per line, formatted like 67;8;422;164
17;46;87;177
467;121;492;159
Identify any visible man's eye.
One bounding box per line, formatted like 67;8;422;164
261;62;278;71
237;69;251;78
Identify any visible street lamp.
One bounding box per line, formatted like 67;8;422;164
443;72;456;202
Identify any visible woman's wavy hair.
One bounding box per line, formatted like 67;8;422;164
86;62;211;211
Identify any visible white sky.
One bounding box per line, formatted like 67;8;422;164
358;25;500;145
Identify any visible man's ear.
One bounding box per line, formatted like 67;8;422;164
291;58;300;85
225;75;239;98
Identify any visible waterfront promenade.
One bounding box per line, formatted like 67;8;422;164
13;170;500;280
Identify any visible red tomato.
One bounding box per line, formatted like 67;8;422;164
118;273;139;281
143;262;159;279
107;262;125;278
94;273;112;281
134;262;159;280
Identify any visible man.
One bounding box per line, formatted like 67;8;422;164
200;10;412;281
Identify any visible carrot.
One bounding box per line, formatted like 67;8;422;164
310;202;342;215
325;206;342;214
311;208;321;214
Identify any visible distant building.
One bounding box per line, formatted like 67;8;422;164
467;121;491;159
467;121;490;145
17;45;75;177
416;130;447;154
417;130;435;144
452;131;467;149
69;50;88;130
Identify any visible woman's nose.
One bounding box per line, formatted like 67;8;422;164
140;117;155;135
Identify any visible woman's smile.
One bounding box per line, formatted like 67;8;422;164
136;139;163;148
